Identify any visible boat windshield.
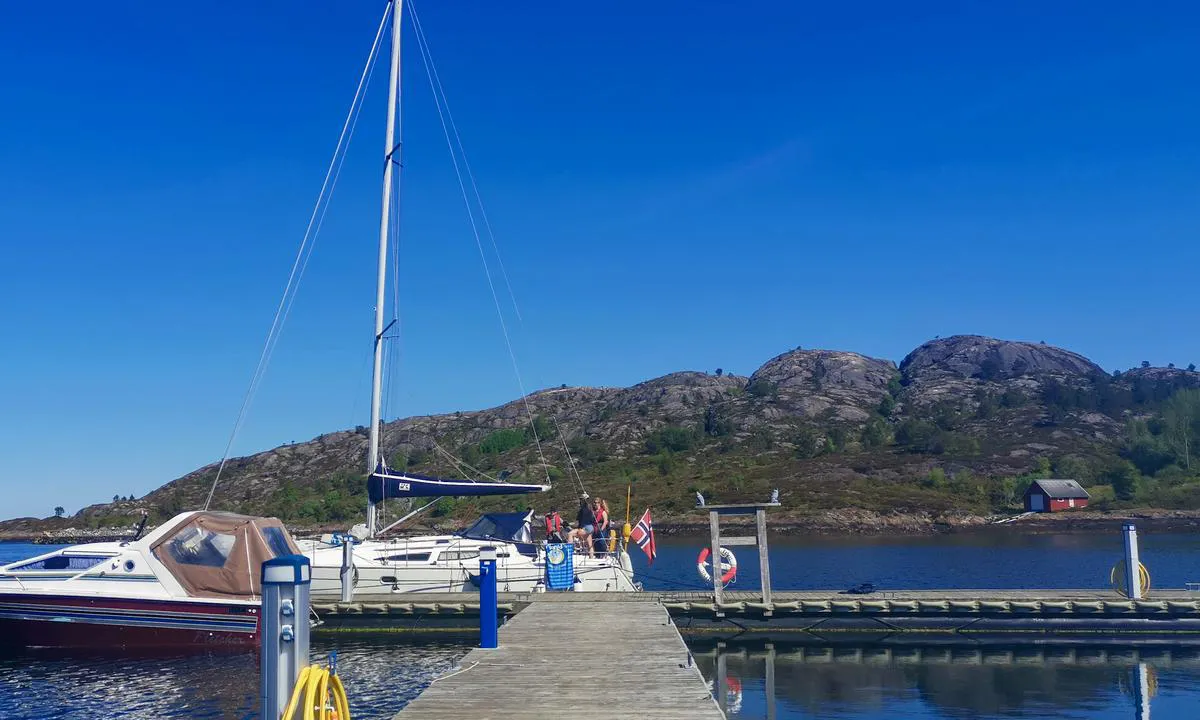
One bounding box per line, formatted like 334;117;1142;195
151;512;300;599
459;511;533;543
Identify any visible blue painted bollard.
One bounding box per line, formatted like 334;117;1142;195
479;545;498;648
261;555;311;720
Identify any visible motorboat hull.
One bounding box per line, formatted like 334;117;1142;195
0;593;260;649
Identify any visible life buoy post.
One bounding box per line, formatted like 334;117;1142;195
701;499;780;610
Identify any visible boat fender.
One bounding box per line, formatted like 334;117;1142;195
697;547;737;585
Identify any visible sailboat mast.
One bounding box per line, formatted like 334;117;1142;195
367;0;403;539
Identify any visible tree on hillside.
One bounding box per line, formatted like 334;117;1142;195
1164;389;1200;471
54;506;64;517
1142;361;1151;368
113;495;120;503
1189;364;1197;373
715;368;723;377
1106;461;1141;501
793;426;820;458
703;405;732;437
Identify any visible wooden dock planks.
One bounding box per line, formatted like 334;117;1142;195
393;600;724;720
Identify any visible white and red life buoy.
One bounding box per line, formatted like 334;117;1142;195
725;676;743;714
697;547;737;585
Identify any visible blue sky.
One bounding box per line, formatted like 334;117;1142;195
2;1;1199;519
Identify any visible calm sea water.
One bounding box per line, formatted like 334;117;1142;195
4;531;1200;719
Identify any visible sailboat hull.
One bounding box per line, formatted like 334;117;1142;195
299;536;638;597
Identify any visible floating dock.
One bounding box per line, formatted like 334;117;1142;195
392;599;724;719
313;588;1200;639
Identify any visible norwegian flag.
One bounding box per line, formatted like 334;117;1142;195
630;509;656;564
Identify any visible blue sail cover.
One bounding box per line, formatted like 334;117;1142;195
367;467;549;503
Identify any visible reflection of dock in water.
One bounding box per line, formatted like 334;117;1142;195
690;641;1200;668
694;642;1180;718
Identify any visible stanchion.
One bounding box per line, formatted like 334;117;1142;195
479;545;498;649
340;539;355;603
261;555;311;720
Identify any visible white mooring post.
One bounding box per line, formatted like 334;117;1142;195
340;540;355;603
1123;522;1142;600
261;555;311;720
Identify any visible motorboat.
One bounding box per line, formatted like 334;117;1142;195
299;509;638;596
0;511;300;648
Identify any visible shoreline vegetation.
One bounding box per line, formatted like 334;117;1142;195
4;508;1199;545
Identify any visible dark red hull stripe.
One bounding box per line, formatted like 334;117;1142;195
0;599;257;634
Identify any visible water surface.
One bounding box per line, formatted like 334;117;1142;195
5;533;1200;718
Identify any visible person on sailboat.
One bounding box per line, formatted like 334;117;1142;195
590;498;611;558
567;495;595;551
544;509;565;543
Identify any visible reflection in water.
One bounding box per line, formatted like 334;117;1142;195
694;643;1199;720
0;635;470;720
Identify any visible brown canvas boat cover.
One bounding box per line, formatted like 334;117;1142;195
150;511;300;600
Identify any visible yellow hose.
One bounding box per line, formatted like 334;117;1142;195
1110;560;1151;598
280;664;352;720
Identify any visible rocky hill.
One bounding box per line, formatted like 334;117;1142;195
5;335;1200;538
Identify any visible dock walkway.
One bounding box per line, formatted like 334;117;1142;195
393;600;724;720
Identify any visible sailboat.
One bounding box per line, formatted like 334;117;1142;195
296;0;637;596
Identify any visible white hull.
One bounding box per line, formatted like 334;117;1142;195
298;534;638;597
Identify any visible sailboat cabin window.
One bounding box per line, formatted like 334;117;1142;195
8;555;107;572
440;550;480;562
163;526;237;568
380;553;431;563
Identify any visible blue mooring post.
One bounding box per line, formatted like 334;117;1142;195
479;545;498;649
261;555;311;720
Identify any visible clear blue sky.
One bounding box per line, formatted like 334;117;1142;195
2;1;1199;519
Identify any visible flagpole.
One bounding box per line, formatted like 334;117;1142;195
623;482;632;545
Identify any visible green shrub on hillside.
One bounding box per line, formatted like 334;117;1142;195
644;425;696;454
747;379;777;398
479;428;528;454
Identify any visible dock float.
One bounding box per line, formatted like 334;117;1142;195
392;599;724;719
314;589;1200;638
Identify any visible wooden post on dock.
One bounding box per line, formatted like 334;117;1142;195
709;512;724;605
756;507;772;606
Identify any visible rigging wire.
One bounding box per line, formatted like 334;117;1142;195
408;1;554;486
431;441;500;483
203;4;392;511
408;1;586;496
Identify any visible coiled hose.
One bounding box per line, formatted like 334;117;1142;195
280;664;351;720
1110;559;1151;598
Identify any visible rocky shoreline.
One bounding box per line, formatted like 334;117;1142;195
5;508;1200;545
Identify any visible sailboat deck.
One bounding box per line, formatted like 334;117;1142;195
392;600;724;720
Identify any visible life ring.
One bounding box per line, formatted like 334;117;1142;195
697;547;737;585
725;676;743;714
